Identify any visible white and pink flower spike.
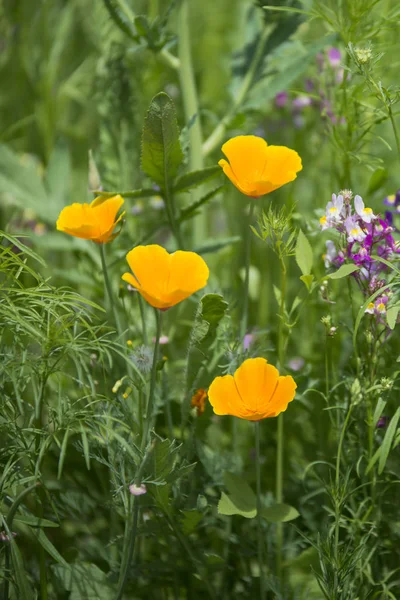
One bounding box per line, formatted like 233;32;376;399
344;216;366;243
326;194;344;222
354;195;375;223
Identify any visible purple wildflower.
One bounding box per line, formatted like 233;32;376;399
275;91;288;108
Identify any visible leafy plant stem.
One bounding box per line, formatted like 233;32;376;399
99;244;122;335
240;201;255;341
115;497;140;600
388;105;400;166
177;0;205;243
334;401;354;569
202;26;270;157
141;309;163;453
276;253;287;580
255;421;266;599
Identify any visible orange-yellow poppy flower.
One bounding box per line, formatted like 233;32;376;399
218;135;302;198
122;245;209;310
208;357;296;421
56;195;125;244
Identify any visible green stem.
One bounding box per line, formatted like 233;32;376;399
165;512;217;600
177;0;205;243
276;254;287;580
388;105;400;166
115;497;140;600
202;26;270;157
99;244;122;335
255;421;266;599
141;309;163;452
334;402;354;569
240;201;255;342
138;294;148;346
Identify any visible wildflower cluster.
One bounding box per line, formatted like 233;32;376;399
320;190;399;322
275;47;347;128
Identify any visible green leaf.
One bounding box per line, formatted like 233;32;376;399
34;529;69;567
218;492;257;519
14;515;59;528
218;472;257;519
328;264;359;279
300;274;314;290
262;503;300;522
181;510;203;535
387;305;399;330
93;188;156;199
295;230;313;276
367;167;388;194
52;562;115;599
141;92;183;189
173;165;221;193
378;407;400;474
183;294;228;419
2;519;32;600
178;185;224;223
193;236;241;255
372;397;387;427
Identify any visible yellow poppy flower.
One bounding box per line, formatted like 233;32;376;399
56;195;125;244
208;357;296;421
218;135;302;198
122;245;209;310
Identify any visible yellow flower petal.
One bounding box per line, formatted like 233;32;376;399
208;375;249;419
123;245;209;310
56;195;124;243
219;135;302;198
208;357;297;421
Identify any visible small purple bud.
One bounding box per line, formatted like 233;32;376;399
275;91;288;108
0;531;16;542
327;47;341;68
288;357;305;371
376;416;389;429
243;333;254;351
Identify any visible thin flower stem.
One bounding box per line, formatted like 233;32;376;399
177;0;205;243
276;254;287;580
138;294;148;346
202;26;270;157
334;401;354;570
255;421;266;600
99;244;122;335
115;497;140;600
240;201;255;341
115;311;162;600
141;309;163;453
388;105;400;167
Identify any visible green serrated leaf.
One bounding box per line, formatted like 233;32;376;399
295;230;313;276
262;503;299;522
378;407;400;474
178;185;224;223
141;92;183;188
174;165;221;193
328;264;359;279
